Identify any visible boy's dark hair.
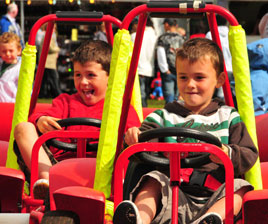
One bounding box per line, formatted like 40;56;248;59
0;32;22;50
72;40;112;74
176;38;224;76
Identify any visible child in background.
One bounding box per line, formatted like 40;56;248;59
0;32;22;102
150;72;163;101
113;38;258;224
14;40;141;199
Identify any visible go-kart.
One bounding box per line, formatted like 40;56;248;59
1;1;268;224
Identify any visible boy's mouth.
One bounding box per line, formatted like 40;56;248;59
83;89;95;98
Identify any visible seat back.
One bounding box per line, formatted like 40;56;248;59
0;167;25;212
255;113;268;162
0;103;51;142
0;141;9;166
49;158;96;210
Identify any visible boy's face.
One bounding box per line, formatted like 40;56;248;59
0;41;21;64
73;61;108;106
176;55;225;114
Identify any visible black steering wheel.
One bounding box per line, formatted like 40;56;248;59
135;127;222;168
47;117;101;152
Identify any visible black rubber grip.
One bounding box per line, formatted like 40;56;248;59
56;11;103;19
138;127;222;147
57;117;101;128
147;1;206;9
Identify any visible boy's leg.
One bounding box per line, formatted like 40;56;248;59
114;176;162;224
14;122;52;180
191;179;253;223
134;177;162;224
206;186;249;221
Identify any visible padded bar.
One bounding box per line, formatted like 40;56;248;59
56;11;103;18
147;1;205;9
150;12;205;18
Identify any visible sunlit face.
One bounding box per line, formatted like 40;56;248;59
10;7;18;18
176;55;225;114
73;61;109;106
0;41;21;64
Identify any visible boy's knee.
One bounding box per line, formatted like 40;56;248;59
14;122;35;139
143;176;162;193
235;186;251;197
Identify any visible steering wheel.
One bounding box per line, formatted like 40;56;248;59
47;117;101;152
135;127;222;168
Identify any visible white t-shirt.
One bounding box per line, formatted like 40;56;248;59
131;26;157;77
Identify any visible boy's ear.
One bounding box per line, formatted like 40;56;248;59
18;47;22;56
216;72;226;88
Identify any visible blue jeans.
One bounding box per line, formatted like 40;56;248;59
139;75;152;107
160;72;178;104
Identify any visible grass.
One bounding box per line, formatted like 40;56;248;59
37;98;165;108
147;99;165;108
37;98;53;104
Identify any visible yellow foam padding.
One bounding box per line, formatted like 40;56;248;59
94;29;134;198
6;43;37;172
229;25;263;190
105;200;114;218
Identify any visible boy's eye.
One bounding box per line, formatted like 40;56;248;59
196;76;205;80
74;73;81;78
178;76;187;80
87;73;96;78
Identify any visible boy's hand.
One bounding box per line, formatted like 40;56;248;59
209;144;229;165
125;127;141;146
37;116;62;134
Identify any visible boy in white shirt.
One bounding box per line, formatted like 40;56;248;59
0;32;22;102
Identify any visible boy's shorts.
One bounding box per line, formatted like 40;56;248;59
14;141;58;184
130;170;253;224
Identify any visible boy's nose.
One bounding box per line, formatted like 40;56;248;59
81;77;89;85
186;79;195;88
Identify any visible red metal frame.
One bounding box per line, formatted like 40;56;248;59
27;14;122;116
114;143;234;224
29;130;99;198
116;4;238;156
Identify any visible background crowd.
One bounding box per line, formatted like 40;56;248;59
0;2;267;116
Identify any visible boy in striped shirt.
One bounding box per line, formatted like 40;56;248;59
113;38;258;224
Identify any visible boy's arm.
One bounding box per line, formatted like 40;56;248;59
36;116;62;134
228;121;258;176
28;93;68;126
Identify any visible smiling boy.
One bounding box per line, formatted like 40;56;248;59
14;40;141;199
113;38;258;224
0;32;22;102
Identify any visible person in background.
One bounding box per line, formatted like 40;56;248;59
258;12;268;38
35;24;46;63
38;24;62;98
0;2;24;49
206;15;233;100
131;17;157;107
0;32;22;102
156;18;185;104
93;22;108;43
247;37;268;116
